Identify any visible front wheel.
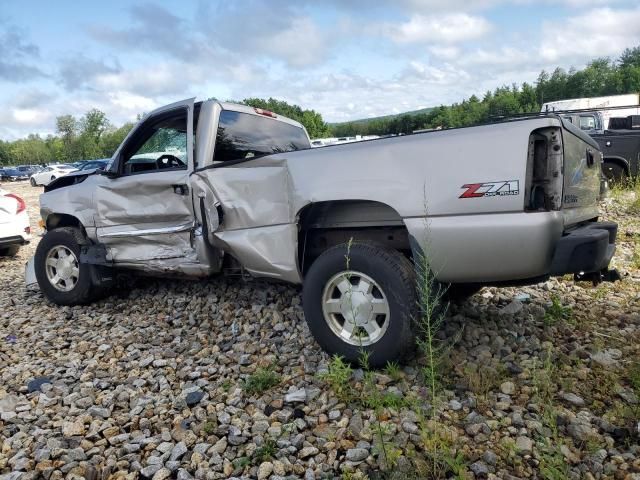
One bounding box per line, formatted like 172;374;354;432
34;227;104;305
302;242;417;367
30;177;36;186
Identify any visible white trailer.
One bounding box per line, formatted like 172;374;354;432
541;93;640;129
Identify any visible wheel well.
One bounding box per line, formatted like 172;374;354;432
297;200;411;275
46;214;83;232
603;157;629;175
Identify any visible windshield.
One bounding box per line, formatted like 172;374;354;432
214;110;310;163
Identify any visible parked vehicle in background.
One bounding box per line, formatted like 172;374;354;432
1;168;30;182
26;98;617;366
591;115;640;182
0;187;30;256
30;165;77;186
78;159;109;171
542;94;640;130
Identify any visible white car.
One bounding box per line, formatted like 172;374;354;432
0;188;31;256
30;165;77;187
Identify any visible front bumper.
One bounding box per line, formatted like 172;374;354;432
549;221;617;276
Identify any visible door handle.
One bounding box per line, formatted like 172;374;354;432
172;184;189;195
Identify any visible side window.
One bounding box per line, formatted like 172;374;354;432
579;115;596;130
121;109;188;175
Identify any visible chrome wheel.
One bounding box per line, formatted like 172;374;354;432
321;270;390;346
45;245;79;292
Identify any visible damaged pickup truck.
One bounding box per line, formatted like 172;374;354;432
26;98;618;365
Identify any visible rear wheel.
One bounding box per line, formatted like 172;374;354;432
34;227;105;305
30;177;36;187
602;162;626;184
302;242;417;367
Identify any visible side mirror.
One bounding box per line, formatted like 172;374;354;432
98;168;119;179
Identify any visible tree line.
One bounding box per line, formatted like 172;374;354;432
330;46;640;137
1;46;639;165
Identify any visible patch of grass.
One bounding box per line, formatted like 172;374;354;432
544;295;572;326
538;443;570;480
632;238;640;269
252;438;277;464
232;456;250;470
202;419;216;435
319;355;354;402
242;366;280;395
384;361;402;382
220;379;233;392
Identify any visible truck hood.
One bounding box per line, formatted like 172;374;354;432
44;169;97;192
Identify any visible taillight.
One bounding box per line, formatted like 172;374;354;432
5;193;26;214
254;107;277;118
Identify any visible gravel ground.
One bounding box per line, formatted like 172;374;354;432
1;181;639;480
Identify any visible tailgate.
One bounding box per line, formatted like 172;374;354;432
561;119;601;226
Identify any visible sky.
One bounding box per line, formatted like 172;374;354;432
1;0;640;140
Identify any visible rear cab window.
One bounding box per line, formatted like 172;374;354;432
213;110;310;163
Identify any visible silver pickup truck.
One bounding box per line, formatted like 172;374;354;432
26;98;617;365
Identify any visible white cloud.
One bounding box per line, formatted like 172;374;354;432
540;7;640;62
385;13;492;44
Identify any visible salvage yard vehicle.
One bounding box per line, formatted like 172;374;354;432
30;164;77;186
0;188;30;256
25;98;618;366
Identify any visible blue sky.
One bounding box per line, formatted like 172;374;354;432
1;0;640;139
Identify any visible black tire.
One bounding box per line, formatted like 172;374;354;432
34;227;103;305
602;162;626;184
446;283;482;303
30;177;36;187
302;242;417;367
0;245;20;257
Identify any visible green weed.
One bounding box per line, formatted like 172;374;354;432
319;355;354;402
544;295;572;326
242;366;280;395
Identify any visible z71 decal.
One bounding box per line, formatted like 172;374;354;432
459;180;520;199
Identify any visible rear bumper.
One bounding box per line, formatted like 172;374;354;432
549;221;617;276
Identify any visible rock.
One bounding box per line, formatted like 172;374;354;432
568;422;593;442
299;446;319;458
140;464;162;478
285;388;306;403
27;377;52;393
0;394;20;413
170;442;188;461
177;470;194;480
500;381;516;395
499;300;523;315
561;392;586;407
515;436;533;453
470;461;489;478
257;462;273;480
591;349;622;368
185;391;204;407
345;448;368;462
152;468;172;480
448;399;462;411
62;420;85;437
483;450;497;466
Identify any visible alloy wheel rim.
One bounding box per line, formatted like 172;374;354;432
321;270;390;346
45;245;79;292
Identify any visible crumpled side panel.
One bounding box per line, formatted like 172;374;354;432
199;165;292;230
214;224;300;283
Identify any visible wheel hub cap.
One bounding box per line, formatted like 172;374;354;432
45;245;79;292
322;271;390;346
